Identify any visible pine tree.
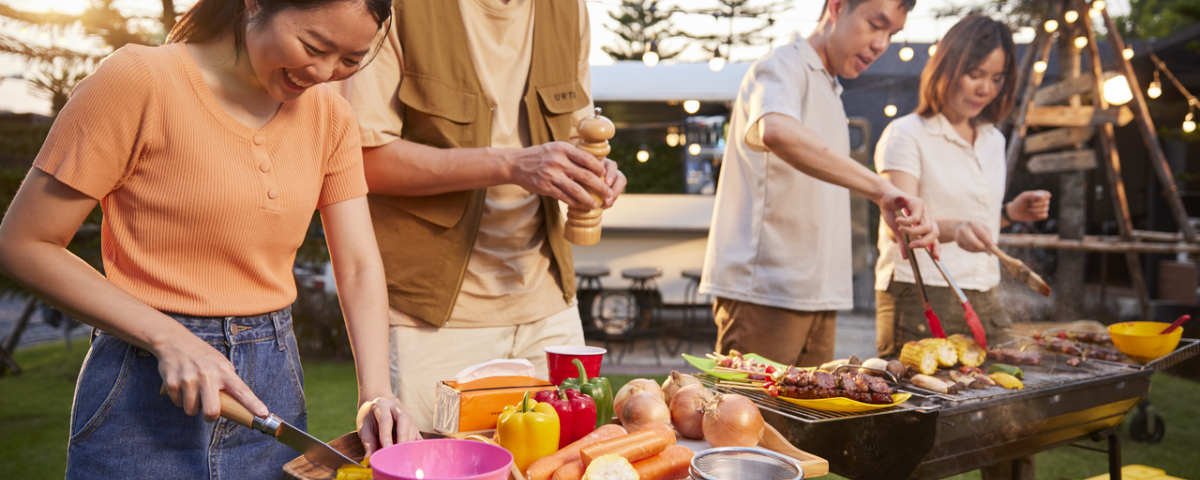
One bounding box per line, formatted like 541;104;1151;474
679;0;791;62
602;0;688;61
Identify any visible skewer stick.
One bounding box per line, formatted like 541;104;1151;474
717;383;766;392
989;245;1053;297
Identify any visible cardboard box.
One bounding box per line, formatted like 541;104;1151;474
434;376;556;433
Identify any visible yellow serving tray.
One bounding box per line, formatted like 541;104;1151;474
772;392;912;413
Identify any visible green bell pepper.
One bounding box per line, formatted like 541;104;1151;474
559;358;613;428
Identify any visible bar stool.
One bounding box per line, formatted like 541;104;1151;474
574;266;610;340
614;267;664;365
678;268;716;355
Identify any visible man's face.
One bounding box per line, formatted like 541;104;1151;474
826;0;909;78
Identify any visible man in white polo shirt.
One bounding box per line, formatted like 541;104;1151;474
701;0;938;367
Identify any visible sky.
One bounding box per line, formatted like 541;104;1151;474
0;0;1132;115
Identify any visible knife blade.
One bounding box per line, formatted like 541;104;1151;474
217;391;364;470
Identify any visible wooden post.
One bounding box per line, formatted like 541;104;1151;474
1056;2;1088;321
1100;8;1198;243
1005;25;1056;188
1080;0;1151;320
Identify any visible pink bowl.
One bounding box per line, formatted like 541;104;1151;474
545;346;605;385
370;440;513;480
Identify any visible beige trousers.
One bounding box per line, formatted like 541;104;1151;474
713;297;837;368
388;305;585;431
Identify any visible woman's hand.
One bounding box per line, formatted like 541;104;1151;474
1006;190;1051;223
357;396;422;456
156;335;268;422
952;220;996;253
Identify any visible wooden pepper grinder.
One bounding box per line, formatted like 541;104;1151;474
564;107;614;246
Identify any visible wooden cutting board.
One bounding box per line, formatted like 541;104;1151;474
760;423;829;477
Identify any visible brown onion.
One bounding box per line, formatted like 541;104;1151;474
619;391;671;433
614;378;663;413
661;371;702;404
701;393;764;447
669;384;713;439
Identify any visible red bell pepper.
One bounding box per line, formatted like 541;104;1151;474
532;388;597;448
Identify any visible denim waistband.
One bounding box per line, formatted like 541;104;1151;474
94;307;293;350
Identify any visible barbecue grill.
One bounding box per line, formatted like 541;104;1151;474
701;333;1198;480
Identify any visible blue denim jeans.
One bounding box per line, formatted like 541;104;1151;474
65;307;307;479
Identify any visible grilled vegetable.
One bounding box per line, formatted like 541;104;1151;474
948;334;986;367
900;341;940;375
886;360;907;380
969;372;997;386
910;374;950;393
949;370;983;389
921;338;958;367
988;372;1024;390
817;358;850;372
987;363;1024;380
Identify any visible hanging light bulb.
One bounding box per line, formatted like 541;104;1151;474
1021;26;1035;38
708;46;726;72
688;143;702;156
1090;8;1101;18
637;146;650;163
928;43;938;56
683;100;700;114
642;38;660;67
1103;75;1133;105
1064;10;1079;23
666;132;680;147
1034;61;1048;73
884;104;898;117
1123;47;1134;60
899;44;914;62
1074;36;1088;49
1184;113;1196;133
1147;72;1162;99
1093;0;1106;10
1045;19;1059;33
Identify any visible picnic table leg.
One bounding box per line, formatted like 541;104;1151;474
0;343;21;375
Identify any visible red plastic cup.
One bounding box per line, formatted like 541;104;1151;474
544;346;606;385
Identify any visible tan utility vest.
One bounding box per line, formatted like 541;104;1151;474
368;0;588;327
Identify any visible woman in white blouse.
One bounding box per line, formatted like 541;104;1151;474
875;15;1051;358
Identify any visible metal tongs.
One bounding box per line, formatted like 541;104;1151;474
897;201;945;339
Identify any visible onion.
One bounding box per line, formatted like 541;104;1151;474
669;384;713;439
614;378;663;413
701;393;764;447
619;391;671;433
661;371;702;404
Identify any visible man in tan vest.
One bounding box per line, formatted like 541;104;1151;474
340;0;624;431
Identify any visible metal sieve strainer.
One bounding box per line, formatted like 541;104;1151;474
690;447;804;480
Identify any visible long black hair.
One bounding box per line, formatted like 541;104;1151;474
167;0;391;54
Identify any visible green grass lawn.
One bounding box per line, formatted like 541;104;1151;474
3;340;1197;479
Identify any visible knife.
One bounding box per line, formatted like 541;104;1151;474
216;391;364;470
160;385;363;470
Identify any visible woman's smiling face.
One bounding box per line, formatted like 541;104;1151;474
243;0;379;102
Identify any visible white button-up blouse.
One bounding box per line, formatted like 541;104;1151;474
874;113;1007;292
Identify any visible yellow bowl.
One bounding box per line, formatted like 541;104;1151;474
1107;321;1183;363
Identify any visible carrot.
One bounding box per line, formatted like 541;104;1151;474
637;421;677;446
632;445;695;480
526;424;627;480
549;460;584;480
579;429;669;468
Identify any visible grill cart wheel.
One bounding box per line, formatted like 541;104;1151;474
1129;400;1165;444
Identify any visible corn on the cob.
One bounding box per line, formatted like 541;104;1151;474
920;338;958;367
900;341;939;375
949;334;986;367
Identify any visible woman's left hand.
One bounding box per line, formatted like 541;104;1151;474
357;396;422;457
1006;190;1051;223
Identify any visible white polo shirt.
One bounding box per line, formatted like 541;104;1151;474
874;113;1006;292
700;34;853;312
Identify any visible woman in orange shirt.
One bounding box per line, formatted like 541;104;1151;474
0;0;416;476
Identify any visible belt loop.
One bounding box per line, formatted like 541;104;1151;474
89;326;99;345
272;311;285;351
223;316;235;349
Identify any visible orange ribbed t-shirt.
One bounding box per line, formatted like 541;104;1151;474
34;43;369;317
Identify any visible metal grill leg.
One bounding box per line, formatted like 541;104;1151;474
1109;432;1121;480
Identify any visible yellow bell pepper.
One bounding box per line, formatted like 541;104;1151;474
497;391;561;473
989;372;1024;390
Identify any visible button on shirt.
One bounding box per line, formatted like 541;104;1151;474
874;113;1006;292
700;34;853;312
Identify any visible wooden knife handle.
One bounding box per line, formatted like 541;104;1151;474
219;391;258;430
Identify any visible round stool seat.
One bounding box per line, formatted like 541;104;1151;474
681;268;703;280
622;267;663;280
575;266;611;278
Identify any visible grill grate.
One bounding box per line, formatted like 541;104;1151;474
895;351;1137;403
1025;329;1200;372
699;375;924;423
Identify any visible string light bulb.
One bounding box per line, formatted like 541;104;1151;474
1021;26;1035;38
1075;36;1088;49
899;44;914;61
1090;8;1101;18
1147;72;1162;99
1093;1;1106;10
708;46;725;72
884;104;898;117
688;143;702;156
1123;47;1134;60
1034;61;1048;73
1103;75;1133;105
683;100;700;114
637;147;650;163
642;38;660;67
1045;20;1059;33
1064;10;1079;23
666;133;680;147
1184;112;1196;133
929;43;937;56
